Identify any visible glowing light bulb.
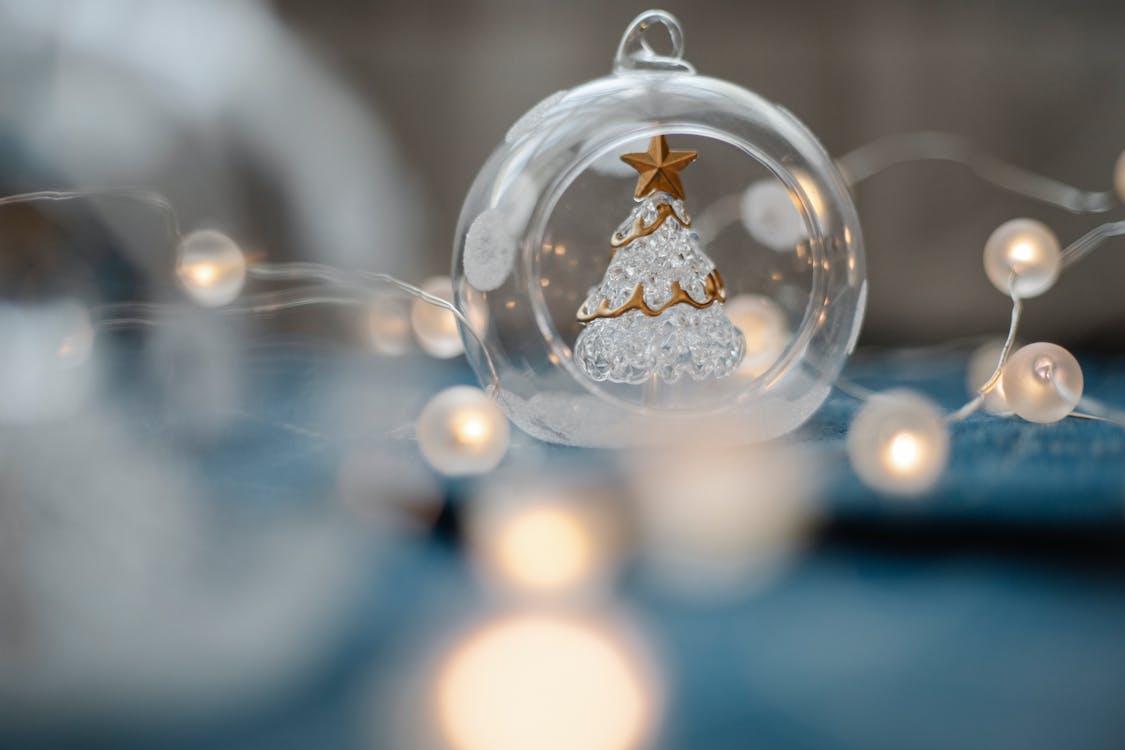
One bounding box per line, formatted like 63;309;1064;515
365;297;412;356
740;179;807;251
469;480;617;596
982;218;1060;298
410;276;487;359
175;229;247;307
966;339;1016;415
847;390;949;496
626;438;815;594
417;386;509;476
724;294;789;376
0;300;95;423
1115;150;1125;203
1001;342;1083;423
435;614;655;750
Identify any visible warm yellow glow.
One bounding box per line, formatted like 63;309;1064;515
886;431;922;473
452;410;490;447
435;614;652;750
185;261;219;288
491;505;596;593
1008;240;1035;264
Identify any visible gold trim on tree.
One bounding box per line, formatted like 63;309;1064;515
577;270;726;322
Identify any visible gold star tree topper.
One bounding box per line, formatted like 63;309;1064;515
620;135;698;201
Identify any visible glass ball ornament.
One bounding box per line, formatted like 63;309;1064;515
417;386;510;476
846;390;949;497
452;10;865;447
175;229;247;307
1001;342;1083;424
982;218;1060;298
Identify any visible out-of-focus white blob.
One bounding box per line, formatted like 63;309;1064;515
175;229;247;307
1;0;421;275
626;437;818;595
336;446;442;533
0;408;367;720
846;390;949;497
467;476;621;598
724;294;790;377
1114;150;1125;203
0;300;96;424
417;387;510;476
411;277;464;359
145;312;242;437
365;297;413;356
965;339;1017;416
434;613;658;750
740;179;808;251
24;65;177;182
982;218;1061;298
1001;342;1084;424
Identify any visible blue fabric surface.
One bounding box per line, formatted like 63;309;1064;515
4;346;1123;750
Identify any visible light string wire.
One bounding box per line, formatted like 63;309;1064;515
828;132;1122;423
0;129;1121;419
0;189;502;397
837;131;1119;214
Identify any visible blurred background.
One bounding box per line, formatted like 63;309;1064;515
1;1;1124;749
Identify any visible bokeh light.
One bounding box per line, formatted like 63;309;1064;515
175;229;247;307
434;613;656;750
468;477;620;597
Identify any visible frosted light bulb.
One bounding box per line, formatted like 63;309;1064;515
1115;151;1125;204
965;339;1015;415
846;390;949;496
982;218;1060;298
1001;342;1083;424
417;386;510;476
365;297;412;356
435;614;654;750
411;276;464;358
740;179;807;251
175;229;247;307
724;294;789;377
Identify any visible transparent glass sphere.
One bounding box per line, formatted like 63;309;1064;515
1001;342;1083;424
846;390;949;496
982;218;1060;298
451;11;865;447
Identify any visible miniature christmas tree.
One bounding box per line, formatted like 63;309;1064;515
574;135;746;384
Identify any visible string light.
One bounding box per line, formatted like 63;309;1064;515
982;218;1061;298
724;293;789;377
965;339;1016;416
739;179;806;251
468;485;615;597
434;613;655;750
175;229;247;307
846;390;949;496
1001;342;1084;424
417;386;509;476
365;297;413;356
626;438;815;593
410;276;465;358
